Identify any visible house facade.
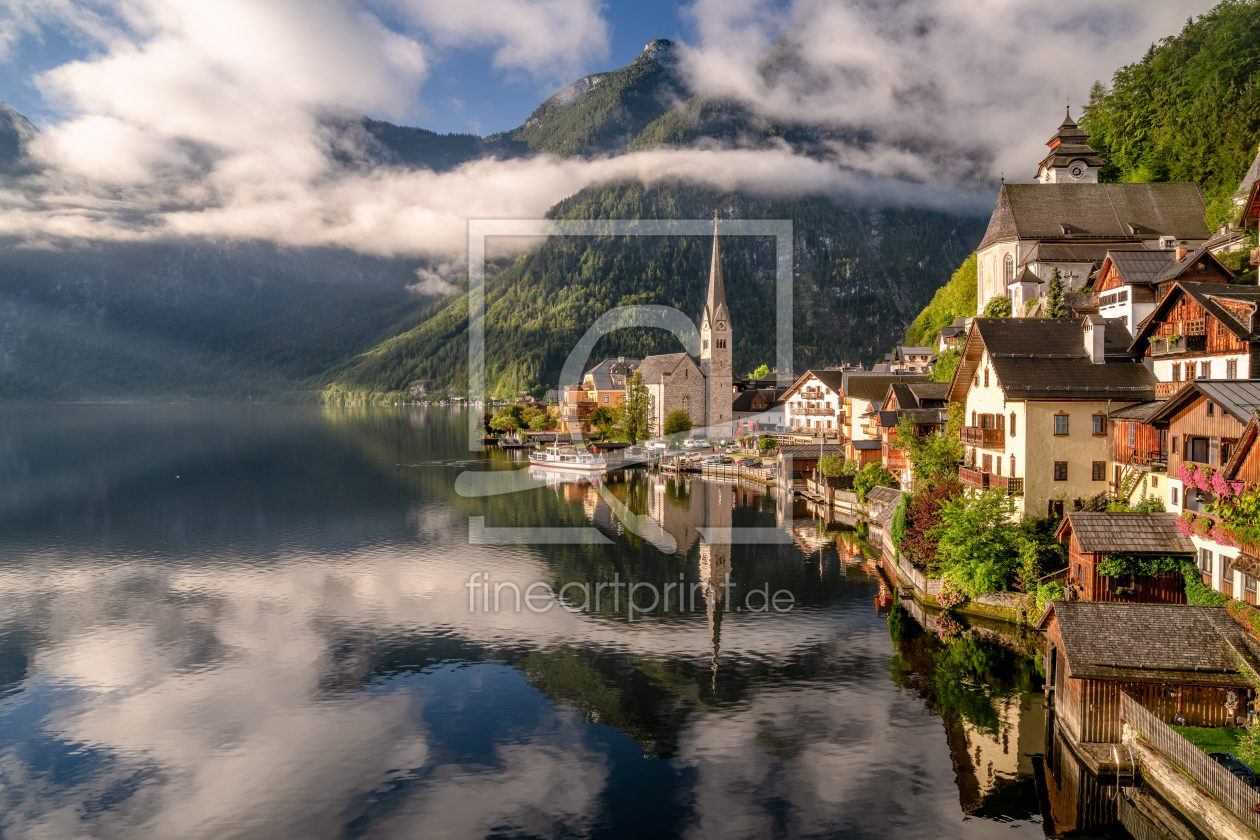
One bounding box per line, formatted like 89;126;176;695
947;317;1157;518
1055;512;1192;604
782;370;846;436
1128;281;1260;396
877;381;950;484
1093;247;1232;335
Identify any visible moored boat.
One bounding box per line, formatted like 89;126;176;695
528;445;607;473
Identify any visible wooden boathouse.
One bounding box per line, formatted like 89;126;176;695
1039;602;1260;761
1055;512;1193;604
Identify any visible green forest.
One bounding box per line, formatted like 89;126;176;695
320;182;983;402
1080;0;1260;227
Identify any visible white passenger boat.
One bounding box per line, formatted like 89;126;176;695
528;445;608;473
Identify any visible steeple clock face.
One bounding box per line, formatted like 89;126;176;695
716;321;726;331
1068;161;1086;180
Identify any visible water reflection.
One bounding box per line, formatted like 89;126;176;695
0;406;1114;838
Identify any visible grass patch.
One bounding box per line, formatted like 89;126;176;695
1172;725;1256;771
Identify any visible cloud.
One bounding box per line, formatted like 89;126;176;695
677;0;1219;185
408;261;461;295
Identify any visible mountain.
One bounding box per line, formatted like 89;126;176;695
0;101;38;176
321;183;985;401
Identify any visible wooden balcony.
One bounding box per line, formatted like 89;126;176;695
1155;381;1189;397
884;451;908;472
798;407;835;416
988;474;1024;496
1133;447;1168;467
960;426;1005;448
959;466;989;490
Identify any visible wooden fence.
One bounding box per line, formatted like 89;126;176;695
1120;692;1260;833
698;464;776;485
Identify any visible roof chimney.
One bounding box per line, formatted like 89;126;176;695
1159;236;1176;251
1175;246;1188;261
1084;317;1106;364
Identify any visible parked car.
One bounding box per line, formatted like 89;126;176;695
1209;753;1260;790
644;440;668;451
683;438;709;449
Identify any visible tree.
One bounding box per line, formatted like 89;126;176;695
929;490;1023;596
818;454;845;476
663;408;692;436
982;296;1012;318
528;413;551;431
930;347;960;383
587;406;616;439
900;477;963;569
758;437;778;452
853;462;898;503
891;416;963;493
614;371;651;443
1044;268;1067;319
751;364;770;380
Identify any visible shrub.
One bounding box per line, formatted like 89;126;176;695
937;577;966;608
929;490;1022;597
663;408;692;436
890;494;908;549
982;296;1012;318
758;437;778;452
1182;562;1229;606
853;462;898;502
1034;582;1065;617
900;478;963;569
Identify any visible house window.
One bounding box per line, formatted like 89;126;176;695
1010;455;1016;475
1171;486;1179;506
1199;548;1214;575
1188;437;1209;463
1092;414;1106;436
1172;436;1179;456
983;454;992;472
1127;423;1135;448
1054;414;1069;436
1010;412;1016;437
971;410;977;426
1200;361;1211;379
1092;461;1105;481
1186;363;1197;381
1207;401;1214;417
1053;461;1068;481
974;374;979;388
1248;574;1259;599
1227;359;1238;380
603;395;609;404
1171;363;1181;382
984;368;989;387
994;458;1002;476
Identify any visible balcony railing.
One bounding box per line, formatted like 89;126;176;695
1155;381;1189;397
798;407;835;416
1151;330;1207;357
960;426;1005;448
1132;447;1169;467
959;466;989;489
884;452;908;471
960;468;1023;495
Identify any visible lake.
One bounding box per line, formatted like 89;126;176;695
0;406;1128;839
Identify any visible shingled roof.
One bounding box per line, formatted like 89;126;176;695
1057;512;1194;554
777;444;845;458
866;486;902;506
978;183;1210;252
1147;380;1260;426
845;373;926;401
949;317;1158;403
583;357;642;390
1150;244;1234;284
1039;602;1260;684
1109;400;1166;423
783;369;847;398
1018;242;1146;268
1104;250;1176;285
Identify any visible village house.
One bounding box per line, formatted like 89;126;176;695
936;318;968;353
1054;512;1192;604
947;317;1157;518
875;381;950;483
559;357;641;434
976;108;1211;313
1039;602;1260;755
889;345;936;374
1093;246;1233;335
731;385;785;435
842;372;926;444
1145;380;1260;599
1127;282;1260;394
1107;399;1167;507
781;369;846;437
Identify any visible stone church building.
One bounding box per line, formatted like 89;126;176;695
641;222;735;437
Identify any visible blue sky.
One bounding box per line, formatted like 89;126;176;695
0;0;694;137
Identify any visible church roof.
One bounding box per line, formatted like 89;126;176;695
704;220;727;323
636;353;693;384
978;183;1210;251
1009;265;1040;288
1018;242;1145;267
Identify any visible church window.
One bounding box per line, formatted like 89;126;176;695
1004;254;1014;285
682;396;690;417
703;340;709;351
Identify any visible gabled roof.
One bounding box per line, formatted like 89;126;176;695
948;317;1157;403
1129;281;1260;352
1038;602;1260;684
851;439;882;450
1146;380;1260;426
866;486;902;506
978;183;1210;252
906;382;950;402
1055;512;1194;554
1224;412;1260;480
1009;265;1040;287
1150;244;1234;284
583;357;642;390
782;369;847;399
636;353;692;384
844;373;926;402
1102;249;1176;285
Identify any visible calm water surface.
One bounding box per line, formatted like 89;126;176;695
0;406;1120;839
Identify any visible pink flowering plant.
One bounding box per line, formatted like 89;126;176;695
1176;512;1196;536
934;615;965;642
936;577;966;609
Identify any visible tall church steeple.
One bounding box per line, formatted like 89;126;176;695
699;213;732;435
1035;103;1103;183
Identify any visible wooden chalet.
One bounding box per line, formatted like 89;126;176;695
1129;281;1260;394
845;439;882;467
1109;399;1167;479
1094;246;1232;333
875;381;949;480
775;444;845;484
1055;512;1192;603
1040;602;1260;751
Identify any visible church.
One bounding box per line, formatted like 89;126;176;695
639;220;734;438
976;107;1212;315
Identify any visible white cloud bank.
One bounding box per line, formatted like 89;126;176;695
0;0;1222;264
